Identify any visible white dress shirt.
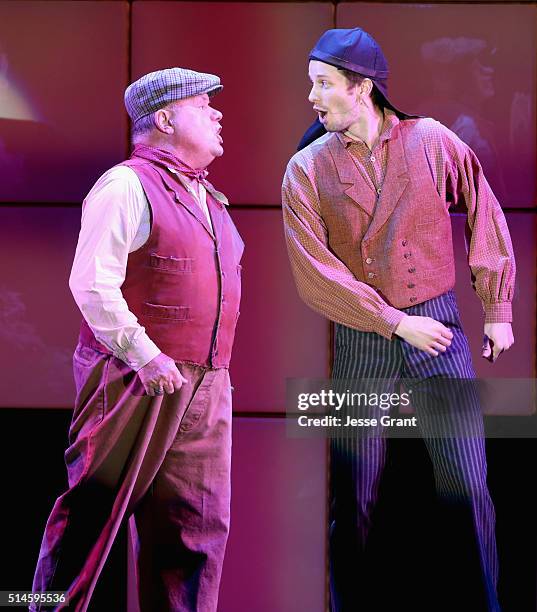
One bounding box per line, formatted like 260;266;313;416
69;165;213;371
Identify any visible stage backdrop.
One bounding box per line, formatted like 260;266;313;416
0;2;535;611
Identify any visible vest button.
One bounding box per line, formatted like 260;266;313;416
409;297;417;303
365;257;373;264
407;283;415;288
402;240;408;246
368;272;376;279
408;267;416;273
404;252;412;259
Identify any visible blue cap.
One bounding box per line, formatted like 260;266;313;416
309;28;418;120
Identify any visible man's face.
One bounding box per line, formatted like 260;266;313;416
308;60;360;132
168;93;223;167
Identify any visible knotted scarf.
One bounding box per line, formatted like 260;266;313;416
131;144;209;183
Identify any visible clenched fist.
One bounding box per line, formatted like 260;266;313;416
137;353;189;396
482;322;514;363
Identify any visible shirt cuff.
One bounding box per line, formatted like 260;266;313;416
115;333;161;371
484;302;513;324
374;305;407;340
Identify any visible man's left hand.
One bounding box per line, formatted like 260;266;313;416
482;323;514;363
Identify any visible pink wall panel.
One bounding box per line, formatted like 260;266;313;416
337;3;537;207
0;207;81;407
229;209;330;412
0;1;128;202
131;2;333;205
452;213;536;414
219;417;327;612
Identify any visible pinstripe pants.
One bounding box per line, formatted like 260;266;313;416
329;289;499;611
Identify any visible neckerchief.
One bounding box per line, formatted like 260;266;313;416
131;144;209;183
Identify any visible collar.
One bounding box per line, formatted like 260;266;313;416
167;167;229;207
336;107;400;149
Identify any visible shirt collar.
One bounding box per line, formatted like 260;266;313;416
168;166;200;192
336;107;400;149
167;167;229;207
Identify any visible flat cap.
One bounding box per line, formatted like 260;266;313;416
124;67;223;124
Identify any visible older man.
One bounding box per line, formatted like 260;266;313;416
31;68;243;611
282;28;515;611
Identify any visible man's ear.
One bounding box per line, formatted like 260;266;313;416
360;78;374;98
154;109;174;134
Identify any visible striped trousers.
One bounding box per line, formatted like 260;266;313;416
329;289;499;611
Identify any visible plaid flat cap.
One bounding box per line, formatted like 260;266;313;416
124;67;223;124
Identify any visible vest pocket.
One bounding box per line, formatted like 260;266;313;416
150;253;193;273
142;302;191;321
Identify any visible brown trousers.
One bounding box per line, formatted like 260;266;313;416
31;344;232;612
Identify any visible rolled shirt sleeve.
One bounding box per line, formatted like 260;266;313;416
69;166;161;371
282;157;406;340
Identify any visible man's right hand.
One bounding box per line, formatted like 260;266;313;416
394;315;453;357
137;353;189;396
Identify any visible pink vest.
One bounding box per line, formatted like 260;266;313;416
79;157;244;368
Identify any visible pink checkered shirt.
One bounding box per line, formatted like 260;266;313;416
282;108;515;339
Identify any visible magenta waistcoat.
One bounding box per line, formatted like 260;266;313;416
79;157;244;368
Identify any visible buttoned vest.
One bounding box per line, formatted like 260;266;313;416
313;120;455;308
79;157;244;368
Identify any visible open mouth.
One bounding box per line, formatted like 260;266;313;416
316;109;328;121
